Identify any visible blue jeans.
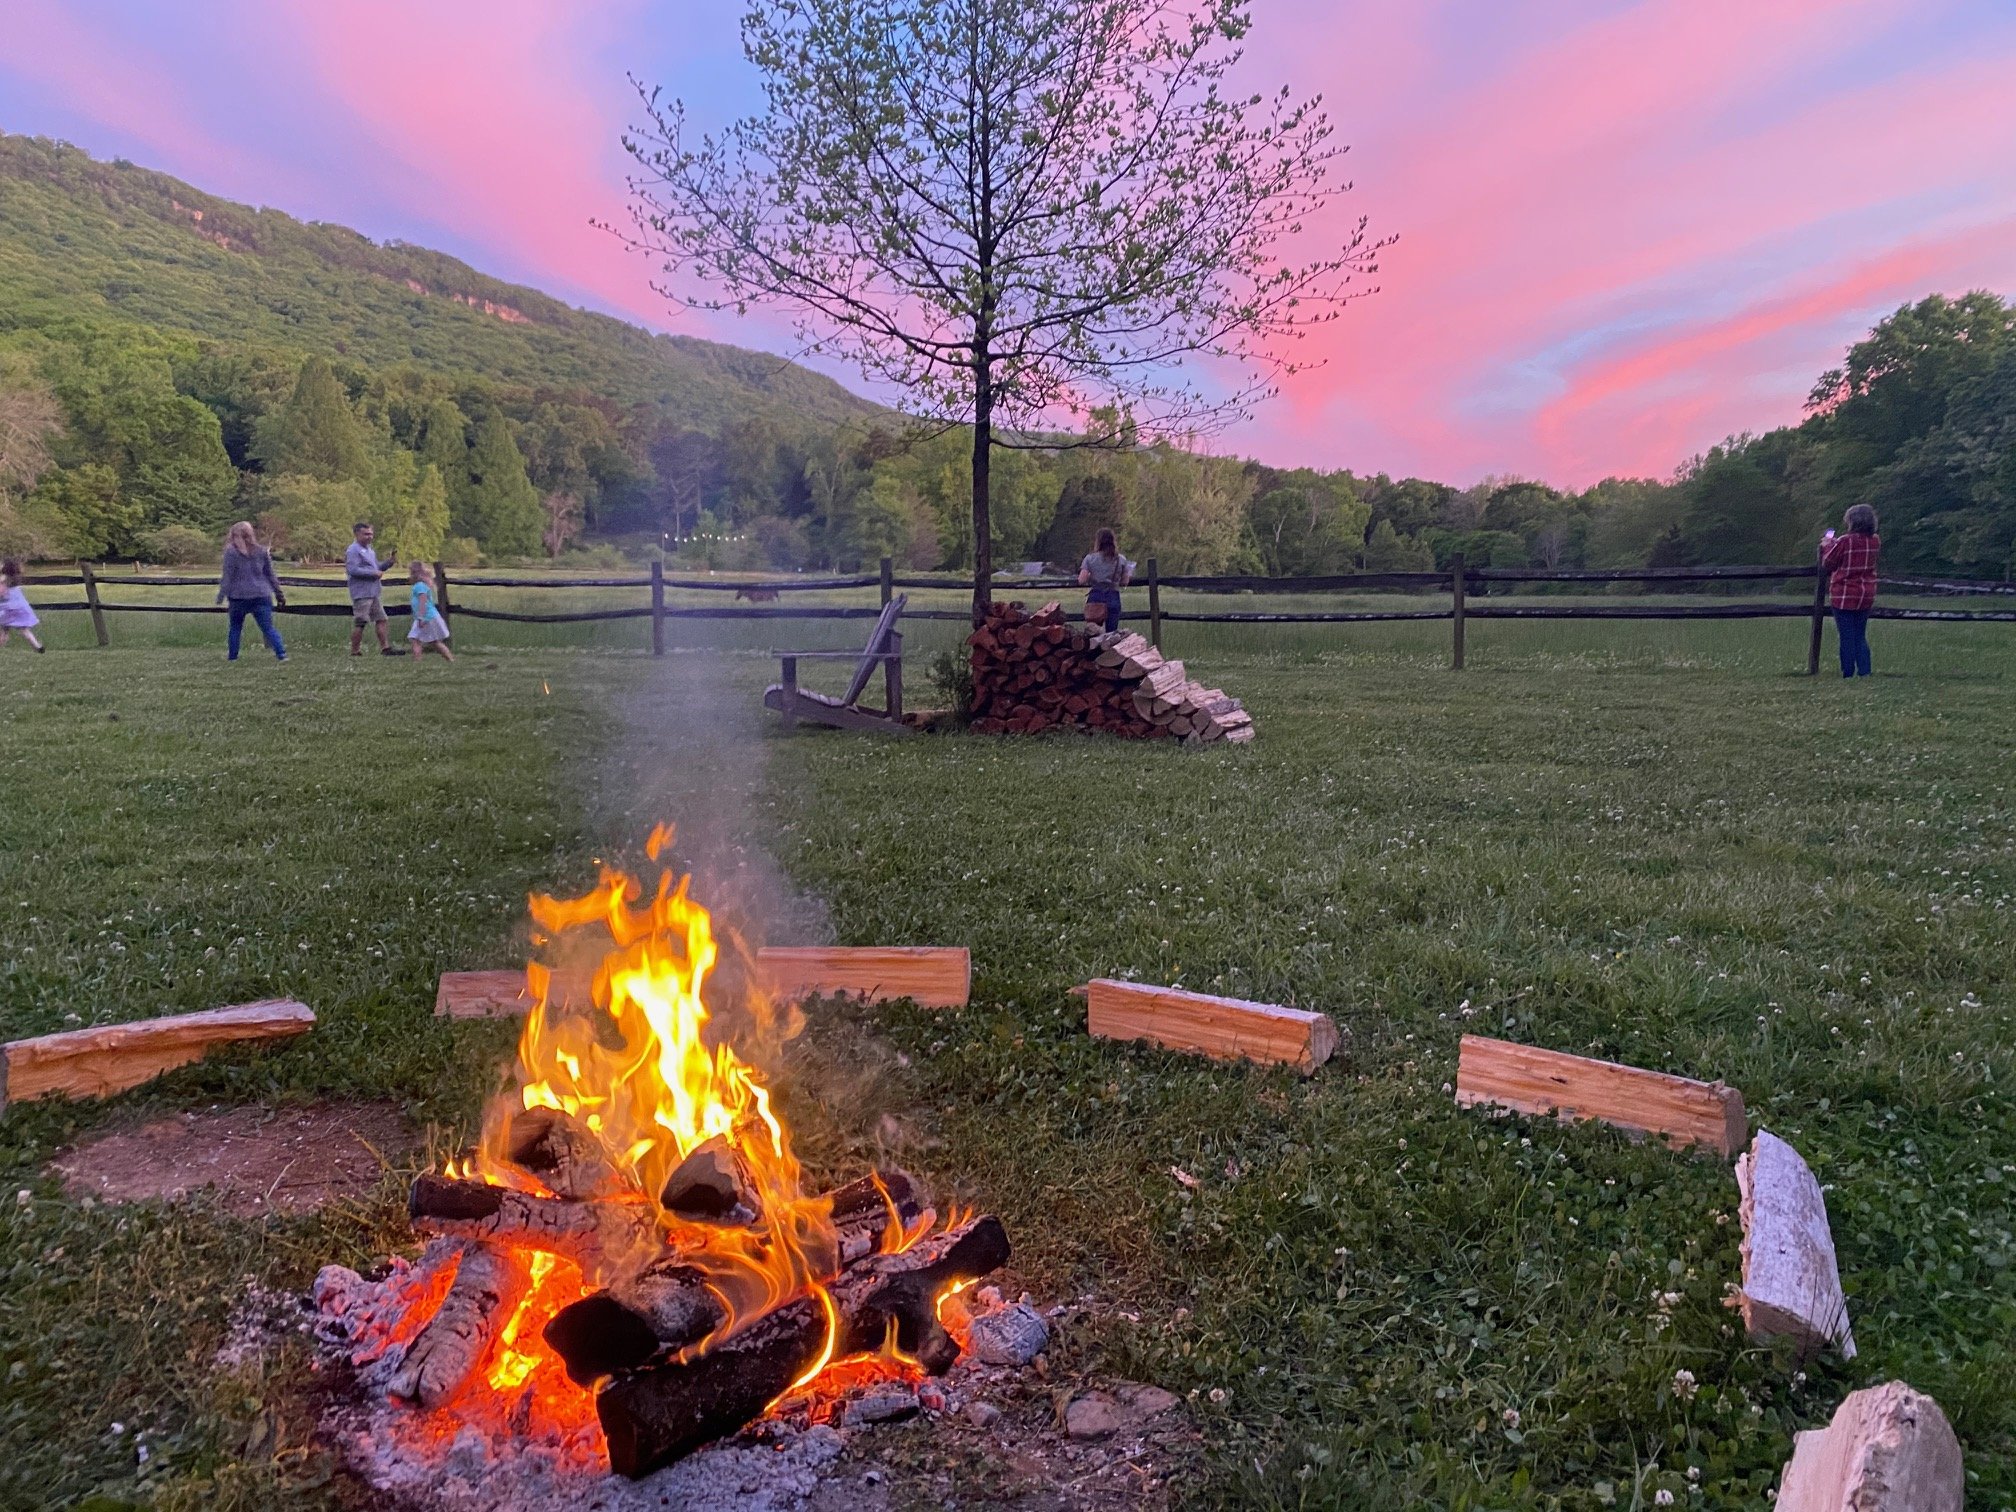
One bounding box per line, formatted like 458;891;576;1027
1088;586;1122;634
1834;609;1871;678
227;598;286;660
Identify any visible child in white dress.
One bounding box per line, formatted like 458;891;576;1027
407;561;454;662
0;559;46;653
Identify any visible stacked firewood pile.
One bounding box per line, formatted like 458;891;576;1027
967;601;1254;743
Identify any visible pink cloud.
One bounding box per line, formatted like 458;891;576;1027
0;0;262;181
1254;0;2016;482
241;0;662;323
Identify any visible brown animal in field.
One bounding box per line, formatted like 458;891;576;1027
735;586;781;602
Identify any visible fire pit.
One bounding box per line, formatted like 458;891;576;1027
312;828;1013;1487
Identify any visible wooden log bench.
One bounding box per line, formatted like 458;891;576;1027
1082;979;1340;1072
1;1000;316;1112
1736;1128;1856;1358
437;946;972;1019
1454;1035;1748;1156
1776;1382;1960;1511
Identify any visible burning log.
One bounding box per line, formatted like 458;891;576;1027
597;1294;831;1478
543;1170;926;1384
594;1214;1012;1479
408;1173;655;1278
833;1215;1012;1374
660;1135;761;1226
386;1243;530;1408
505;1107;636;1202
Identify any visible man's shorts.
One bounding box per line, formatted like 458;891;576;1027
351;595;388;625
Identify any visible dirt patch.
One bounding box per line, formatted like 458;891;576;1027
49;1101;419;1217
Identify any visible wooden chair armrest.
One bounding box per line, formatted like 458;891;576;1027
776;650;902;660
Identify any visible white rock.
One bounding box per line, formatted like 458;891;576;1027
969;1302;1050;1366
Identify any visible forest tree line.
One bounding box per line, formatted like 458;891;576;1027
1;292;2011;578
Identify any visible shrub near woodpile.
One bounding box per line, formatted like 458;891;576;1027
966;600;1253;743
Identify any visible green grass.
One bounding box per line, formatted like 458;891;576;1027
1;626;2012;1510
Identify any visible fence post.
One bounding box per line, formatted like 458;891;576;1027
1450;552;1466;670
79;562;110;647
879;556;894;607
434;562;452;618
1147;557;1162;650
650;559;666;657
1806;563;1827;675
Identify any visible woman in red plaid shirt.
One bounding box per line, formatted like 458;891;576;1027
1820;504;1880;677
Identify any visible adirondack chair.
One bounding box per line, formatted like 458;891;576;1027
762;594;913;734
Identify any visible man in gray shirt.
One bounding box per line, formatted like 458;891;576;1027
344;521;398;657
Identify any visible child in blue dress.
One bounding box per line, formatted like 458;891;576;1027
407;561;454;663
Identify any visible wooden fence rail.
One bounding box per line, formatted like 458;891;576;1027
20;555;2015;670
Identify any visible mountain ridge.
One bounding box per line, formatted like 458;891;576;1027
0;132;886;432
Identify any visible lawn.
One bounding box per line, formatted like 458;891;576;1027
0;618;2011;1510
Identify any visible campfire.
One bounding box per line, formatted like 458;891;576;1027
314;828;1012;1482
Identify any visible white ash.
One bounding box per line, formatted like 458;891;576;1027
324;1387;846;1512
840;1387;919;1427
215;1281;314;1370
312;1240;464;1394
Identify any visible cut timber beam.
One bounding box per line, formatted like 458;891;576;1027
1084;979;1339;1073
1454;1035;1747;1157
758;946;970;1009
1776;1382;1961;1512
433;969;589;1020
0;1000;315;1113
1736;1129;1856;1358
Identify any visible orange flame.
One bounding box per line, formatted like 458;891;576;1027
469;835;837;1337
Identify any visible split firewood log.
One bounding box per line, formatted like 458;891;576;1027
386;1243;529;1408
659;1135;761;1226
505;1107;636;1202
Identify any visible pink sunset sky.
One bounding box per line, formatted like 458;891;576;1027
4;0;2015;487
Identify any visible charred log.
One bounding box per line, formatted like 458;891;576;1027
386;1244;528;1408
543;1257;726;1385
594;1213;1011;1479
408;1173;655;1279
829;1168;923;1261
597;1295;829;1479
837;1216;1012;1374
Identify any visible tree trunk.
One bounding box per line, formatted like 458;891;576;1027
971;368;993;627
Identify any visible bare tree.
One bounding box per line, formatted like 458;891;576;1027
541;491;584;558
0;367;63;541
619;0;1386;621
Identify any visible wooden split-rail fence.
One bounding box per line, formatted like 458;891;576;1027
22;554;2015;673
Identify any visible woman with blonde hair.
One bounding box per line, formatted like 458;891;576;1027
216;520;288;662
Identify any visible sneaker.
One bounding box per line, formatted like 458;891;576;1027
381;646;403;657
276;654;289;663
350;649;363;657
34;642;46;654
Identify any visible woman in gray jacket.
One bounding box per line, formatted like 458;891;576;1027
217;520;288;662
